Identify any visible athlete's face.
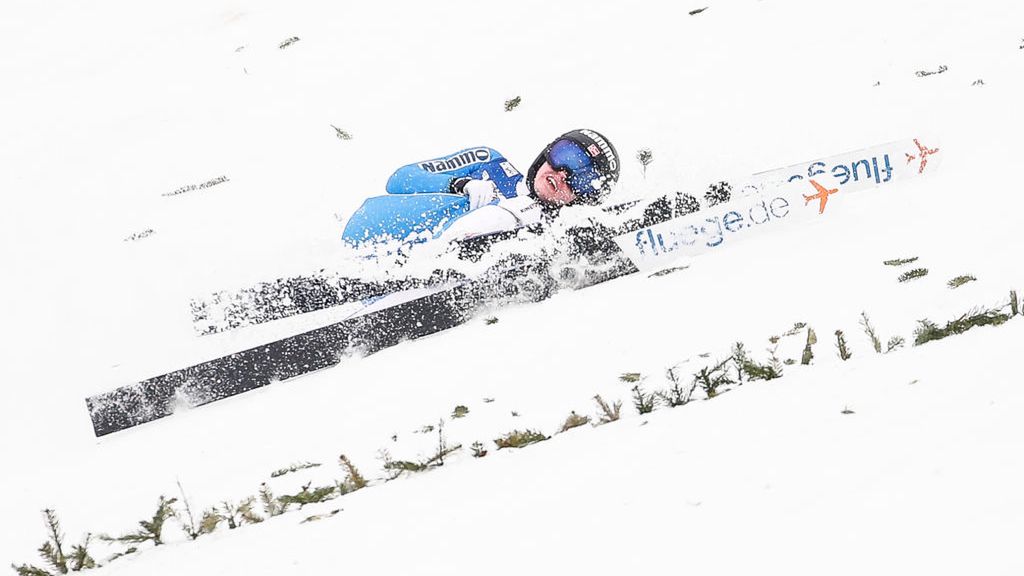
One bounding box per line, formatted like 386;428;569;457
532;161;578;207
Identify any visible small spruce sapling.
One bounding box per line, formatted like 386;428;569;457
494;429;547;449
38;509;68;574
835;330;852;360
195;499;263;534
382;459;427;474
860;312;882;354
898;268;929;282
947;275;976;289
377;449;403;481
101;496;178;547
504;96;521;112
218;498;262;530
885;336;906;353
237;499;263;526
732;343;781;382
656;366;697;407
378;442;459;476
559;411;591;432
883;257;918;266
425;419;461;467
732;343;751;382
338;454;368;492
593;394;622;424
12;509;97;575
198;509;221;535
693;357;735;398
914;64;948;77
913;307;1012;345
766;341;784;376
259;483;288;517
278;483;337;509
68;534;96;572
631;384;656;414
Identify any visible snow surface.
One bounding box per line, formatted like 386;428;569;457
2;0;1023;574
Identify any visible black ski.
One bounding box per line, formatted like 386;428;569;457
88;285;472;436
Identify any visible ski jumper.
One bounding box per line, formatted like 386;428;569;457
343;147;541;245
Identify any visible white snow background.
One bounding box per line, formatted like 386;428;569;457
2;0;1023;574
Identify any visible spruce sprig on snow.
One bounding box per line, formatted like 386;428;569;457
631;384;656;414
656;366;697;407
593;394;622;424
100;496;177;547
11;509;97;576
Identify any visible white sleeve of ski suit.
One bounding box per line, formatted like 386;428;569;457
437;195;543;243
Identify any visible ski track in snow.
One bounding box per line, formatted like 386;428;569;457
2;0;1023;574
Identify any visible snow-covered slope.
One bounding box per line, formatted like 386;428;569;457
2;0;1022;574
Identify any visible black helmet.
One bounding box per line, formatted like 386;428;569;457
526;129;620;205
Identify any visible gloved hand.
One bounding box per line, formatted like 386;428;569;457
451;174;499;210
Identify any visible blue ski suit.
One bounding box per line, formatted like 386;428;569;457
385;146;527;199
342;147;540;245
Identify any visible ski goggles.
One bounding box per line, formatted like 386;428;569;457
546;139;606;199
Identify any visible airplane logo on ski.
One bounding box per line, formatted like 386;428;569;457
905;138;939;174
802;179;839;214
